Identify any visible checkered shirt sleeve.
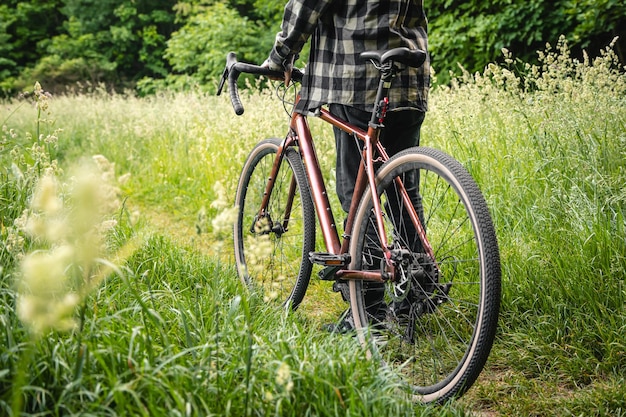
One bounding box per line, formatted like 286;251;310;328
270;0;430;113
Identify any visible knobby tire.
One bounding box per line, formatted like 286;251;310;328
348;146;501;403
234;138;316;309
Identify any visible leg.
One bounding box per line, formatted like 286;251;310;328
380;110;426;253
328;105;426;329
331;105;425;214
330;104;371;213
328;105;371;327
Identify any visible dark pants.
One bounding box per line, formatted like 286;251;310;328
330;104;426;320
330;104;425;213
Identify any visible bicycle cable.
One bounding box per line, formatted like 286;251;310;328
274;80;299;118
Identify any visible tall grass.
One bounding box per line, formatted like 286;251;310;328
424;38;626;415
2;218;456;416
1;38;625;415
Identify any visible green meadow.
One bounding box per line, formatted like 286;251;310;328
1;40;625;416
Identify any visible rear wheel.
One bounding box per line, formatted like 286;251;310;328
234;138;316;309
348;147;501;403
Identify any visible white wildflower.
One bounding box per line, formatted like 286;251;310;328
117;172;131;184
97;219;118;233
19;245;73;294
11;163;24;181
16;158;124;336
211;206;238;236
210;181;230;210
276;362;294;392
244;234;273;268
92;154;116;183
31;174;62;215
263;290;279;303
17;245;78;335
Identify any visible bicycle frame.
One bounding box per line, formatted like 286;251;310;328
226;49;500;403
236;51;438;283
255;100;436;283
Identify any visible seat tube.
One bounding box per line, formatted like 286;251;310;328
257;137;291;217
292;113;341;254
364;129;392;263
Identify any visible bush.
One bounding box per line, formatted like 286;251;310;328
427;0;626;85
164;2;274;91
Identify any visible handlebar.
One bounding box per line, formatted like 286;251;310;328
217;52;303;115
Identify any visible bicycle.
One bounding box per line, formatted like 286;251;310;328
218;48;501;404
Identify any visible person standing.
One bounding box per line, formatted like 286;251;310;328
264;0;430;331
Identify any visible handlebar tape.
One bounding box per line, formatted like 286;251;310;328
220;52;302;115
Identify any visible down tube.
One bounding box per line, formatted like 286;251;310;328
292;114;341;254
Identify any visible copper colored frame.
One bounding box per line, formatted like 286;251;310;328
255;101;435;283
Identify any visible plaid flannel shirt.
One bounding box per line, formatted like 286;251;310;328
269;0;429;114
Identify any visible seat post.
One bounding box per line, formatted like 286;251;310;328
368;65;397;129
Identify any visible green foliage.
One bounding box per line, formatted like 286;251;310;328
427;0;626;84
565;0;626;47
0;0;65;94
163;2;275;92
1;0;178;95
2;0;624;94
55;0;178;85
0;7;17;81
253;0;285;22
0;0;65;68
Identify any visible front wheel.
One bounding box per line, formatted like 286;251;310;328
233;138;316;309
348;147;501;403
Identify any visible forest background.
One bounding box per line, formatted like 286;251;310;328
1;0;625;95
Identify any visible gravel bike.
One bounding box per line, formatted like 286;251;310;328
218;48;501;403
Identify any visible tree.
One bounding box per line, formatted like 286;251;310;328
427;0;626;84
1;0;179;95
55;0;178;84
2;0;624;95
163;1;279;91
0;0;65;94
165;3;259;87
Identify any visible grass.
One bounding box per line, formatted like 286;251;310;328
1;39;625;415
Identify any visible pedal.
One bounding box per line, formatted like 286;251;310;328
309;252;351;281
309;252;351;266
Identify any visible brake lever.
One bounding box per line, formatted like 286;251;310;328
217;66;228;96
